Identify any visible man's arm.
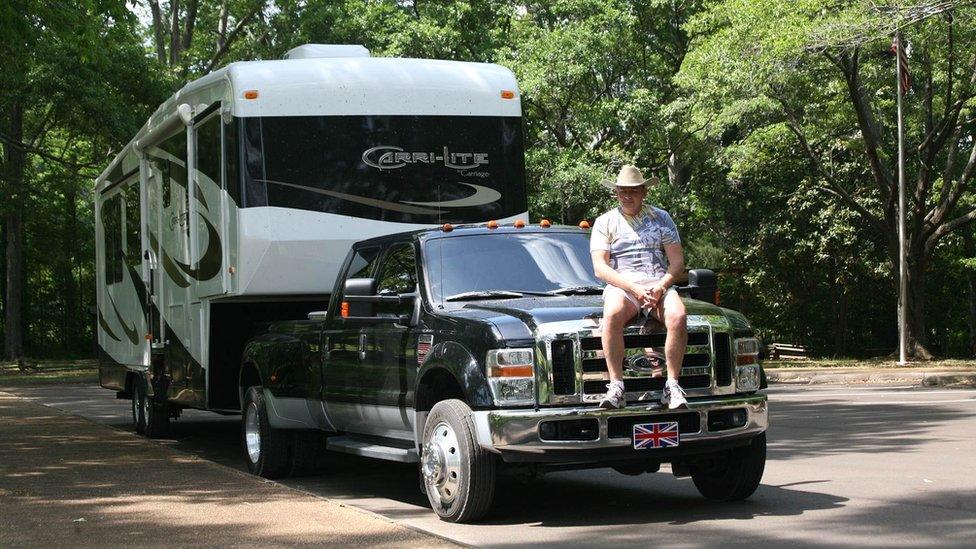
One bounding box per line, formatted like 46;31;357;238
591;250;653;306
651;243;686;299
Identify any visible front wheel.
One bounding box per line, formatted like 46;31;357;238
690;432;766;501
421;399;496;523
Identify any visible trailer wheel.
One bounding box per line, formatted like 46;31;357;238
132;381;146;435
421;399;496;523
242;386;291;479
142;380;171;439
690;432;766;501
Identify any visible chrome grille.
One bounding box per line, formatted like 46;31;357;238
545;328;727;404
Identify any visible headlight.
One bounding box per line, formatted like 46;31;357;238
735;365;760;392
486;348;535;406
734;338;760;392
735;338;759;366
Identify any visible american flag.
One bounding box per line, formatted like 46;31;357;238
417;334;433;364
890;34;911;96
633;421;679;449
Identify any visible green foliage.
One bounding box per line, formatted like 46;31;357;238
3;0;976;359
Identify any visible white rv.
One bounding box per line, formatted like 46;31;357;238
95;45;527;422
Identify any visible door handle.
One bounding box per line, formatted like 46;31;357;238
359;333;367;360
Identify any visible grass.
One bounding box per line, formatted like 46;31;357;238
0;359;98;386
763;357;976;370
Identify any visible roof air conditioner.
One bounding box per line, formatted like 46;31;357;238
283;44;370;60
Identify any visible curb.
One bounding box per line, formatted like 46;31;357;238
766;369;976;387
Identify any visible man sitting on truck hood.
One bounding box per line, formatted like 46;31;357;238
590;165;689;410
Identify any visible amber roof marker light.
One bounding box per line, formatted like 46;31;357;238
540;219;552;228
487;220;499;229
243;90;259;99
501;90;516;99
442;223;454;232
514;219;526;228
579;220;591;229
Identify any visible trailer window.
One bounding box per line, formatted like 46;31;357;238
123;181;141;273
101;195;123;285
240;115;526;224
195;114;221;195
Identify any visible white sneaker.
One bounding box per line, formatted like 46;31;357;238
662;379;688;409
599;382;626;409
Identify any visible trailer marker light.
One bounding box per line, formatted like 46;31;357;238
540;219;551;228
514;220;525;228
228;266;236;275
442;223;453;232
501;90;516;99
487;220;498;229
579;220;591;229
341;302;349;318
243;90;259;99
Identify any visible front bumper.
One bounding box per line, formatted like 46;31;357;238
471;394;767;464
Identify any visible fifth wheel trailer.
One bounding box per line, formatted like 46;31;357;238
94;44;528;432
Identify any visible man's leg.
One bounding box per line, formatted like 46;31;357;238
660;289;687;380
602;290;639;382
599;289;638;409
654;289;687;408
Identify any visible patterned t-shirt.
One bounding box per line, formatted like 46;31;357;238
590;205;681;280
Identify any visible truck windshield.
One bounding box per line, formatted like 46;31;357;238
424;233;604;303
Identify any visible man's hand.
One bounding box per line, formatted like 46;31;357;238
630;283;656;309
648;284;666;307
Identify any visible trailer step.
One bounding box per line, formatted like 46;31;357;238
326;436;418;463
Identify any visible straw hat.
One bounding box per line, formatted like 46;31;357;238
602;164;659;189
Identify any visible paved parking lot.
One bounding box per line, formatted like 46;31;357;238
3;384;975;547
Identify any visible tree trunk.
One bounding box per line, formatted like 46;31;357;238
964;232;976;357
4;103;25;361
59;185;78;352
903;250;934;360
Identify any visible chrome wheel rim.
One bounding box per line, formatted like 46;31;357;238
142;387;151;425
422;421;461;505
245;402;261;463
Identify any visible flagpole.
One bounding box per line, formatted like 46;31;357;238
896;29;908;366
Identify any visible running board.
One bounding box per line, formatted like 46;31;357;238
326;436;418;463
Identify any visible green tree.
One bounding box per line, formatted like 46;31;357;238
680;0;976;358
1;0;165;359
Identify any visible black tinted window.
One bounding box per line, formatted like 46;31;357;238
240;115;526;223
377;243;417;295
101;195;123;285
123;181;140;273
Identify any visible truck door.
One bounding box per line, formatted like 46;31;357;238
322;245;381;429
359;241;418;437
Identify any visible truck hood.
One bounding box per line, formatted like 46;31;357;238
442;295;730;341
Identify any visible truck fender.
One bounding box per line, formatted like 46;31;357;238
416;341;493;409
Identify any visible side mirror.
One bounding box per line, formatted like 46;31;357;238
686;269;718;304
344;278;377;317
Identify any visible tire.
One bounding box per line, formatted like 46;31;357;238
132;381;146;435
242;386;292;479
420;399;496;523
142;379;171;439
690;432;767;501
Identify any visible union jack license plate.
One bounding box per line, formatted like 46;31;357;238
633;421;680;449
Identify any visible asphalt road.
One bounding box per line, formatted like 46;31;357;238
7;384;975;547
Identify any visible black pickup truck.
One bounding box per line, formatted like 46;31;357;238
240;224;768;522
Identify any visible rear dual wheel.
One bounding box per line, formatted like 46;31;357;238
131;377;170;438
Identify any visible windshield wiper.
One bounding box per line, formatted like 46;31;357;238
544;285;605;296
444;290;525;302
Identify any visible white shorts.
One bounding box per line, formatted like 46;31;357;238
603;274;677;313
